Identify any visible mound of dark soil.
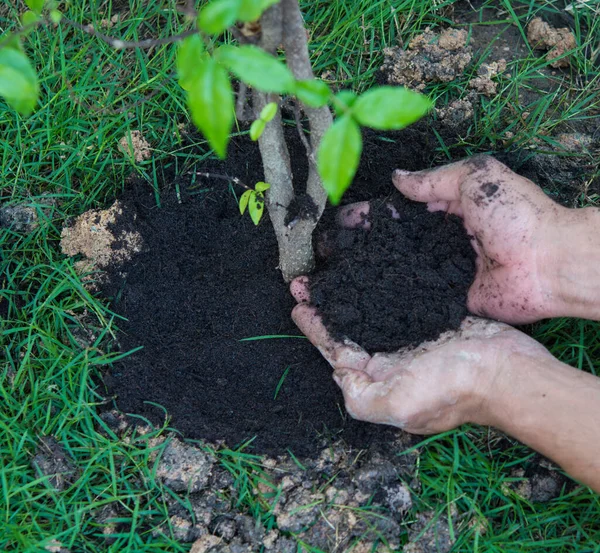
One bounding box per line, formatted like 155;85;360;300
310;195;476;353
101;181;403;456
100;126;455;456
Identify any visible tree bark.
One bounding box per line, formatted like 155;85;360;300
254;0;333;282
254;1;333;282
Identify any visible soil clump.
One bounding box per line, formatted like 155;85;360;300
309;194;476;353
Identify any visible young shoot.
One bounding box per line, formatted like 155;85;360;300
239;181;270;225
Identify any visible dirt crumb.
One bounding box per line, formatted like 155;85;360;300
436;96;475;126
190;535;223;553
555;132;594;153
119;130;152;162
404;511;455;553
382;28;472;90
527;17;576;68
60;201;142;275
155;438;215;492
469;59;507;96
0;204;38;232
31;436;78;491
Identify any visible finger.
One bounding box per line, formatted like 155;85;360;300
290;276;310;303
337;201;370;229
392;157;486;203
292;304;371;371
333;369;401;427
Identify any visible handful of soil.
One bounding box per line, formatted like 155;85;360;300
309;194;476;353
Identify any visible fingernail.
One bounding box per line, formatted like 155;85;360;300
393;169;411;177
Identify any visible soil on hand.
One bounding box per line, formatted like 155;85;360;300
310;195;476;353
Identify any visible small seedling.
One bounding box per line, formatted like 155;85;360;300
239;181;270;225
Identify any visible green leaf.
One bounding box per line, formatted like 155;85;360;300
216;45;295;93
239;189;253;214
49;9;62;24
317;115;362;205
294;79;330;108
249;118;265;141
259;102;277;122
0;48;39;116
177;34;204;91
0;34;23;52
238;0;279;21
333;90;357;116
21;10;40;29
25;0;44;14
254;181;270;192
198;0;242;35
187;55;234;158
352;86;433;130
248;192;265;225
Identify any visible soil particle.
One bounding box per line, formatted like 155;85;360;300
404;510;455;553
527;17;576;68
119;130;152;162
381;28;472;90
468;59;507;97
0;204;38;232
31;436;78;491
155;438;215;492
44;540;70;553
60;200;142;276
309;193;476;353
506;464;567;502
435;96;475;127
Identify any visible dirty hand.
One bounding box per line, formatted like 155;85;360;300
342;156;600;324
290;283;553;434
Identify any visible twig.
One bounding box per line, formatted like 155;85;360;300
196;172;251;190
60;16;197;50
293;100;317;168
236;82;249;122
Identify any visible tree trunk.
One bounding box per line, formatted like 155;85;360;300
254;0;333;282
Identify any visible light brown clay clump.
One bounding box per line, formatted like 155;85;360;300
469;60;507;97
60;201;142;277
382;28;472;90
527;17;576;68
118;130;152;162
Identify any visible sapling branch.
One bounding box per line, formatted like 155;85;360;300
236;82;250;122
59;16;198;50
196;172;251;190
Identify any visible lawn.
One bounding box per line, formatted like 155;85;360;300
1;0;599;552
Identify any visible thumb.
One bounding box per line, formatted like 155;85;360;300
392;158;475;203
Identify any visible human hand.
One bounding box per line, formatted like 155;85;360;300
290;281;553;433
339;155;597;324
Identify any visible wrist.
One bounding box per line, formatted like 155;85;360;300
539;206;600;321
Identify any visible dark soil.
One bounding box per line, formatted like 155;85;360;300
101;130;418;456
309;195;476;353
100;112;594;456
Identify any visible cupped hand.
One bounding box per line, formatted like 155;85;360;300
290;278;553;434
340;156;567;324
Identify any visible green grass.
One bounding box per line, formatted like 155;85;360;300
1;0;600;551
